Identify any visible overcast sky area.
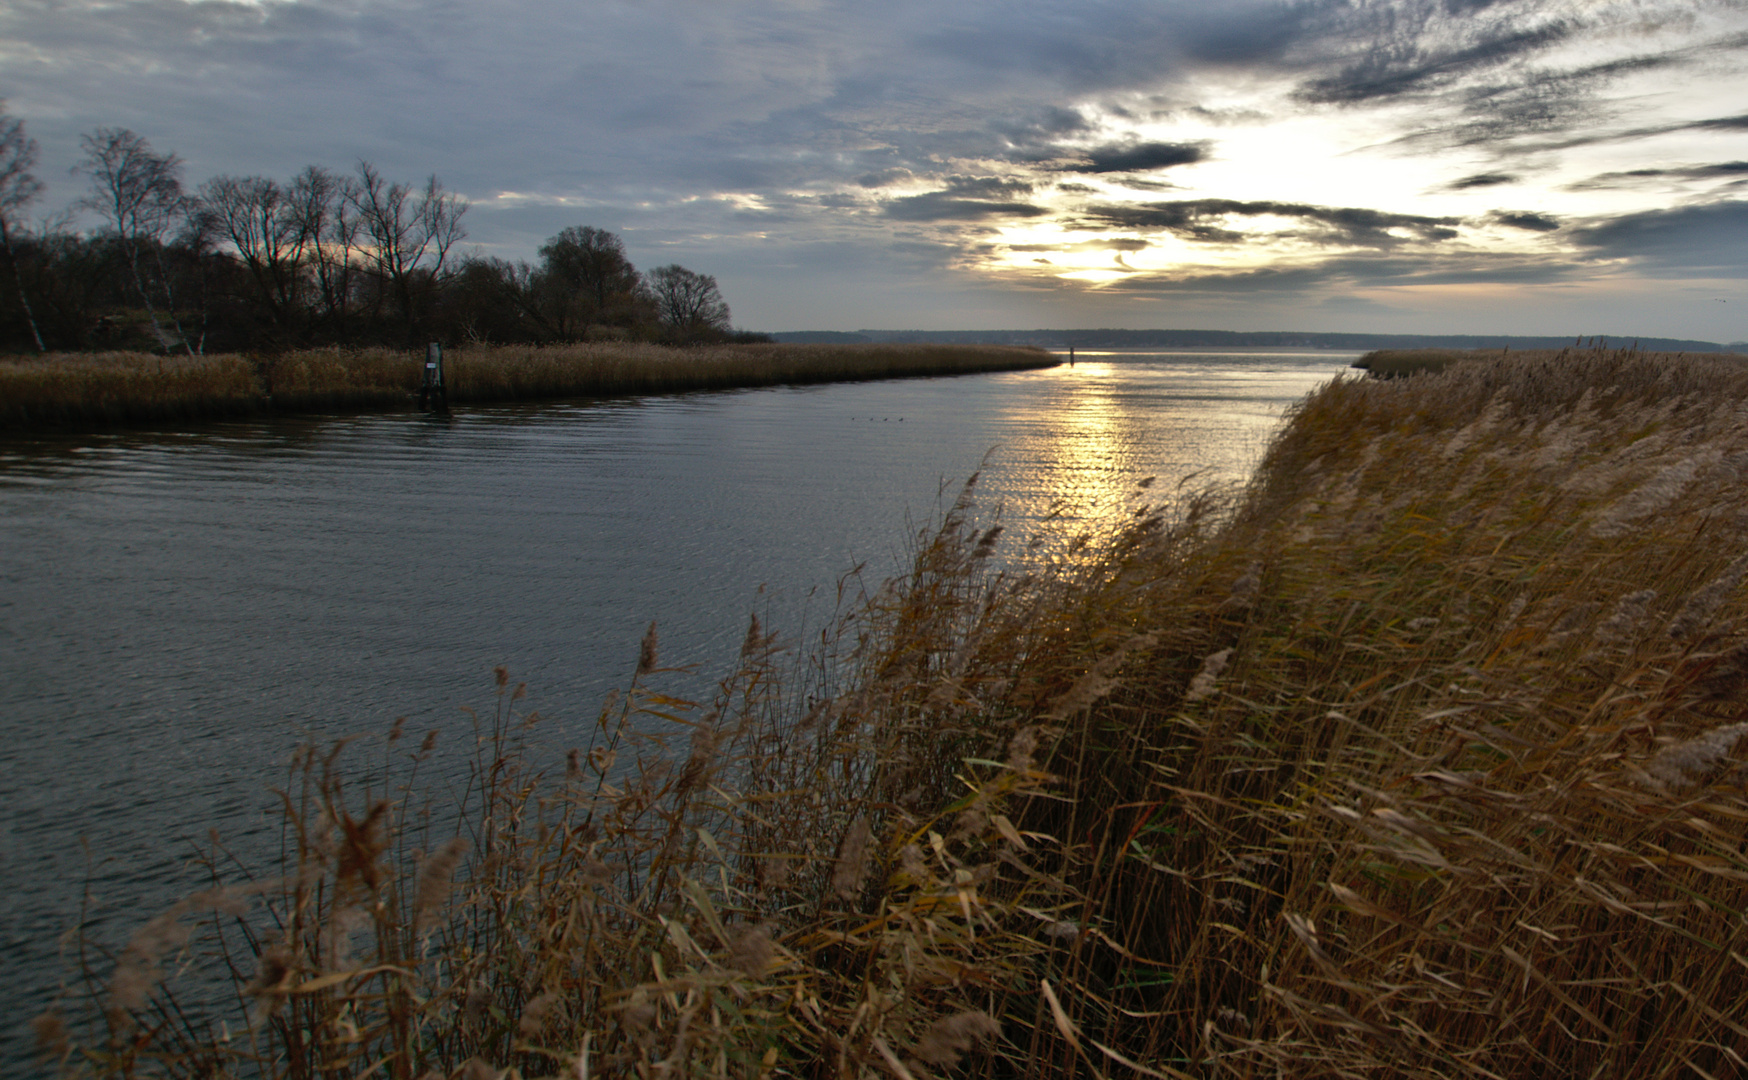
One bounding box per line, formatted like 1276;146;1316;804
4;0;1748;337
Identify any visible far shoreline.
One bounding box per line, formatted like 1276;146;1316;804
0;341;1059;435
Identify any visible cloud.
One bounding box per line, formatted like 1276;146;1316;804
1695;113;1748;133
1380;51;1680;150
1489;211;1561;231
991;106;1093;145
941;175;1034;198
907;1;1317;95
1344;11;1748;155
1077;199;1463;246
1069;140;1209;173
857;168;915;189
883;197;1048;222
1567;161;1748;190
1510;110;1748;154
1448;172;1518;189
1568;200;1748;274
1108;177;1183;192
1008;237;1152;253
883;175;1047;221
1297;21;1575;105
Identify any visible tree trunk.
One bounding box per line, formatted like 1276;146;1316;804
0;217;45;352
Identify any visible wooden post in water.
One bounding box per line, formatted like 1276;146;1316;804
419;342;449;414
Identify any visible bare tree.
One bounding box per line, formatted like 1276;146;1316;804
348;162;467;339
0;104;45;351
291;166;361;331
419;174;466;275
648;264;731;336
76;128;195;354
198;173;324;336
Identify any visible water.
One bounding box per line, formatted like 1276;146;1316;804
0;349;1356;1058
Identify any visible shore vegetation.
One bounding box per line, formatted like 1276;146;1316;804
0;107;771;357
1353;340;1733;379
0;342;1058;432
40;344;1748;1077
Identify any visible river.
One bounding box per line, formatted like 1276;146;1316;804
0;349;1356;1061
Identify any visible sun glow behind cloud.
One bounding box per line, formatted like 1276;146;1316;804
820;0;1748;323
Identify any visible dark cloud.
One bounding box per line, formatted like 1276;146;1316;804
942;175;1034;197
1448;172;1517;189
1078;199;1463;246
1489;211;1560;231
1695;114;1748;133
1443;0;1515;14
992;106;1092;144
1567;161;1748;190
1568;201;1748;274
1110;177;1183;192
1396;38;1748;153
1008;237;1152;253
910;1;1318;96
884;175;1047;222
1184;104;1273;125
1070;141;1209;173
1079;202;1247;243
1523;109;1748;152
857;168;915;189
1347;15;1748;155
881;197;1048;221
1298;21;1574;105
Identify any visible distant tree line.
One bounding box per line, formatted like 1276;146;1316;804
0;108;760;355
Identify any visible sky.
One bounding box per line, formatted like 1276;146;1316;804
4;0;1748;338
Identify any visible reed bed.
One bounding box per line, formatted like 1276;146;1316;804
42;344;1748;1077
1350;348;1481;378
0;343;1057;431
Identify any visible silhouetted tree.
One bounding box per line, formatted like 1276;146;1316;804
0;124;770;353
536;226;643;338
298;166;362;337
198;173;326;343
648;264;731;339
0;104;45;351
348;162;467;342
76;128;197;354
438;256;554;344
24;232;125;350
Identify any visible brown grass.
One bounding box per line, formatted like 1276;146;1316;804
44;344;1748;1078
0;342;1057;432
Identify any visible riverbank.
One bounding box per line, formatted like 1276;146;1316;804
48;345;1748;1078
0;341;1057;432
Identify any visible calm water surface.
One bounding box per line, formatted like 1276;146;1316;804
0;350;1356;1056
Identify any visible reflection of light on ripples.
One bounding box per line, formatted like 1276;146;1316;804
1034;363;1131;519
968;354;1341;551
